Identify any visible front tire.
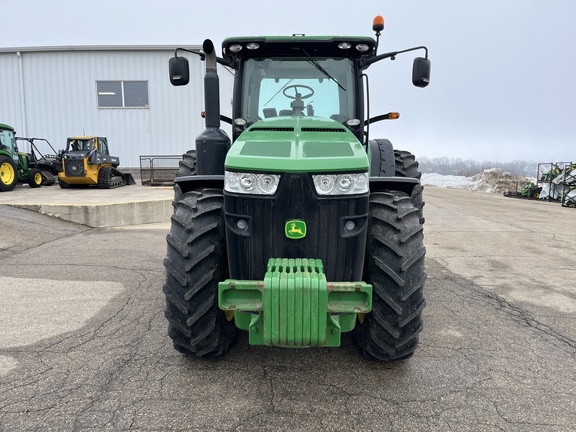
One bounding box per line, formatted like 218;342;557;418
163;188;236;357
0;156;18;191
356;191;426;361
28;169;43;188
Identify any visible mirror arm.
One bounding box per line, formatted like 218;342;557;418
174;47;231;67
360;45;428;68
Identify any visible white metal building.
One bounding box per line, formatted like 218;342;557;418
0;45;234;168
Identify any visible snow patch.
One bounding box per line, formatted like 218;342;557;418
422;168;535;193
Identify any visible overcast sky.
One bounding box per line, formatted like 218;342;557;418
2;0;575;163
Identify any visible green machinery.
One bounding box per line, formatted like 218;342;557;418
163;16;431;360
503;182;542;199
0;123;43;191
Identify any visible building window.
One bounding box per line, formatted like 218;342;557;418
97;81;149;108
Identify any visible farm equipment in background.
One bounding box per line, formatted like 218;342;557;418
58;136;135;188
504;162;575;208
503;181;542;199
537;162;575;206
0;123;43;191
16;137;62;186
163;15;431;361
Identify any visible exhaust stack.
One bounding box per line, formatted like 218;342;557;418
196;39;230;175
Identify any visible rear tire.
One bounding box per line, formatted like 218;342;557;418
0;155;18;192
28;169;43;188
163;188;237;357
356;191;426;361
394;150;425;224
174;150;197;203
178;150;197;177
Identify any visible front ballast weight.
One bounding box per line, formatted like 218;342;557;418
219;258;372;347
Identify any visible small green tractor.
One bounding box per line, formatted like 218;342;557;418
16;136;62;186
0;123;43;191
163;16;431;361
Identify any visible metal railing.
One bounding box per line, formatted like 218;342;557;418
139;155;181;186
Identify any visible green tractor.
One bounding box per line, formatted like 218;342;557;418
16;137;62;186
0;123;43;191
163;16;431;361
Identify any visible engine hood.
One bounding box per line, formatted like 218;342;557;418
225;117;368;173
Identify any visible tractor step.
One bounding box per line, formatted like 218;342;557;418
218;258;372;347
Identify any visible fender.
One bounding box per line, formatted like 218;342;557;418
369;138;395;176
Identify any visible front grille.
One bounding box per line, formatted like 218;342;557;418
224;173;368;281
64;159;85;177
301;128;346;133
249;127;295;132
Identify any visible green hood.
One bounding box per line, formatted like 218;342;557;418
225;117;368;173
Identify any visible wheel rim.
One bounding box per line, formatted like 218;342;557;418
34;172;42;185
0;162;15;185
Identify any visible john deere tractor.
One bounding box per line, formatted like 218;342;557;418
0;123;43;191
163;16;431;361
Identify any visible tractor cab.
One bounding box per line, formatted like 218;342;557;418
222;36;373;144
0;124;19;160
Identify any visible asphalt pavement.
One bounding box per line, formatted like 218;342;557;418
0;186;575;431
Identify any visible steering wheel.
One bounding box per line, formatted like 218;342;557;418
282;85;314;100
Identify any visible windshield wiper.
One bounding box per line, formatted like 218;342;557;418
303;50;346;91
263;78;294;106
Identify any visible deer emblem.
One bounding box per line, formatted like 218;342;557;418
285;220;307;239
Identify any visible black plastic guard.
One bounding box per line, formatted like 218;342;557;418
224;173;369;281
174;175;224;194
369;176;419;196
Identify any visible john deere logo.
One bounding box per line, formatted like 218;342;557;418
285;220;307;239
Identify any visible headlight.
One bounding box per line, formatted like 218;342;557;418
312;172;369;196
225;171;280;195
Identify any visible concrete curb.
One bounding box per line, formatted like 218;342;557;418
1;183;174;227
11;200;173;227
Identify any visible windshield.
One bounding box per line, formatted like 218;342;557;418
0;129;18;154
67;138;93;151
240;57;357;124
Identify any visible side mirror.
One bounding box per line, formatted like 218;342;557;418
412;57;431;88
169;56;190;86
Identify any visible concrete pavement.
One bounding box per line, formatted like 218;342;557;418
0;181;174;227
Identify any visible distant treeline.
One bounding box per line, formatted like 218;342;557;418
418;156;537;177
